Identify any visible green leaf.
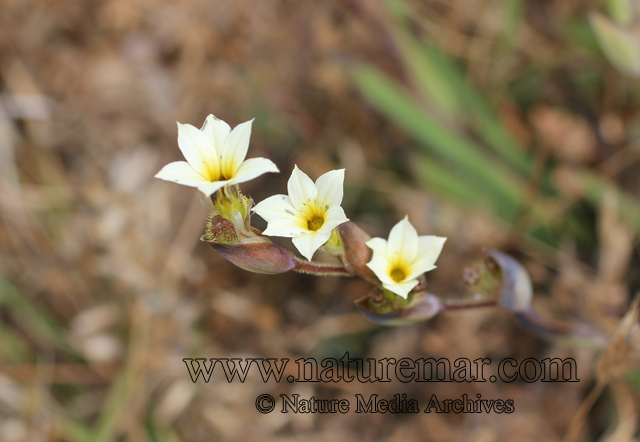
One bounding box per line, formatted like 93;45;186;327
0;276;77;356
581;171;640;237
386;1;532;175
413;154;483;205
352;65;525;219
605;0;634;26
590;12;640;75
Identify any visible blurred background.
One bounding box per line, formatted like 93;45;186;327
1;0;639;440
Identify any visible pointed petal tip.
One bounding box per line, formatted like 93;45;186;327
383;284;409;300
261;159;280;173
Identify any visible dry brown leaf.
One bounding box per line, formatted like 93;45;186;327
598;297;640;383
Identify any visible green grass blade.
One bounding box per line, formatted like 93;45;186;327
0;276;78;356
385;1;532;176
413;154;484;205
353;65;525;219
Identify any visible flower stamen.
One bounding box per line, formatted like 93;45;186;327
307;216;325;231
389;267;406;282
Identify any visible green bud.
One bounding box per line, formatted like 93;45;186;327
356;288;445;326
212;185;251;227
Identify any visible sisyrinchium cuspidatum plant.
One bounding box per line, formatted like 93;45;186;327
156;115;638;442
154;114;612;337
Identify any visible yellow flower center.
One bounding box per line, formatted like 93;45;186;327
389;267;406;282
203;161;222;182
307;216;325;231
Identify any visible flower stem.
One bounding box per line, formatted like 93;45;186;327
293;257;351;277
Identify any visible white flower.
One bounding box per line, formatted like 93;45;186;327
366;216;446;299
155;115;279;197
253;166;349;261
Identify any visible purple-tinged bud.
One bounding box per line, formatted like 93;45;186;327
201;213;296;274
208;240;296;274
336;221;377;283
485;249;532;313
473;250;607;347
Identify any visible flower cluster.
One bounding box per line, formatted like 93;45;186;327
156;114;447;305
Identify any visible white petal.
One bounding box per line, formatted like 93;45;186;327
315;169;345;210
387;216;418;263
253;194;299;222
177;122;220;180
292;231;331;261
155;161;208;188
231;157;279;185
382;279;419;299
404;261;437;282
262;217;308;237
316;206;349;234
365;237;388;257
404;235;445;281
200;114;231;154
287;165;318;212
415;236;447;266
197;180;230;197
221;119;253;178
366;255;395;285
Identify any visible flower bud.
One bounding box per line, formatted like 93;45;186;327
201;212;296;274
212;185;252;227
207;240;296;274
336;221;378;283
355;288;445;326
485;249;532;313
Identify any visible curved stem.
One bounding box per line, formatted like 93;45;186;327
562;381;605;442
